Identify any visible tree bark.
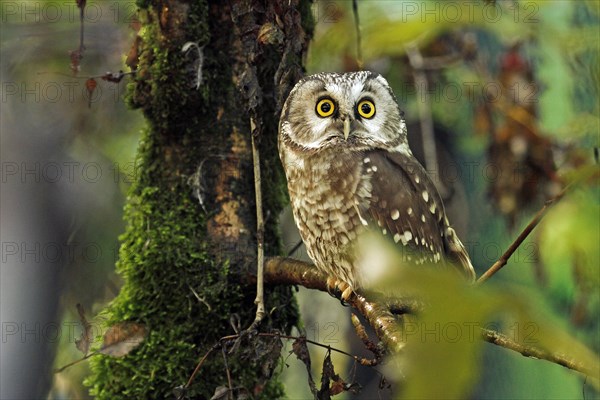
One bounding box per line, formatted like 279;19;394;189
86;1;313;398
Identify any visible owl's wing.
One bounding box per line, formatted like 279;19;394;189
362;149;475;281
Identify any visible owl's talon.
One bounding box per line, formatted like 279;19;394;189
341;286;354;303
327;279;354;305
335;280;349;294
326;276;338;297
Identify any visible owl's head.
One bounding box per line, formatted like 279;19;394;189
279;71;409;155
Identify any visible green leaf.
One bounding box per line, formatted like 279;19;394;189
357;234;600;399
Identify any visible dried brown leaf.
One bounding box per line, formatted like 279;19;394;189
317;350;335;400
99;322;147;357
85;78;97;108
317;350;349;399
291;336;316;395
210;386;231;400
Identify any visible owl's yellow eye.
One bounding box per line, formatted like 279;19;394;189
316;98;335;117
357;99;376;119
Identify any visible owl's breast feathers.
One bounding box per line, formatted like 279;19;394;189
284;150;367;284
284;147;475;287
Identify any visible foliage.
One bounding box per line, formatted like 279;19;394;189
356;232;599;398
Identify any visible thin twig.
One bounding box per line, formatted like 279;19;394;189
53;351;97;373
221;346;234;400
481;328;596;377
183;331;379;389
184;343;220;390
352;0;363;69
37;70;137;81
286;239;303;257
79;3;85;54
405;43;448;198
420;53;463;70
249;118;266;329
477;187;567;285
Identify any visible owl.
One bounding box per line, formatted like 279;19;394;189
278;71;475;300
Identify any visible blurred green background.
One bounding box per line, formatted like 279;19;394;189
1;1;598;399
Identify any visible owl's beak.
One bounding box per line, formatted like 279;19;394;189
343;116;351;140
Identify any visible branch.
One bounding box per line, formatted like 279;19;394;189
405;43;449;199
264;257;406;352
249;119;266;329
477;186;567;284
481;329;596;377
261;257;596;378
352;0;363;69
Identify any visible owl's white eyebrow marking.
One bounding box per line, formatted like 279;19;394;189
351;81;365;100
422;191;429;202
391;209;400;220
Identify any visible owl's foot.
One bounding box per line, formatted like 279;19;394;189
326;277;354;305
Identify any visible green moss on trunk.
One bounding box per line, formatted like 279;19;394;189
85;1;312;398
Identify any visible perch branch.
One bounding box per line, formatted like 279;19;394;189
263;257;406;352
261;257;597;378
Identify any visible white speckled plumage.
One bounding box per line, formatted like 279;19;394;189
278;72;475;292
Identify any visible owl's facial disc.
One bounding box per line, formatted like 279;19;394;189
312;97;378;146
280;71;409;153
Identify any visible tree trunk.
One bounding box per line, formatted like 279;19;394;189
85;1;313;398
